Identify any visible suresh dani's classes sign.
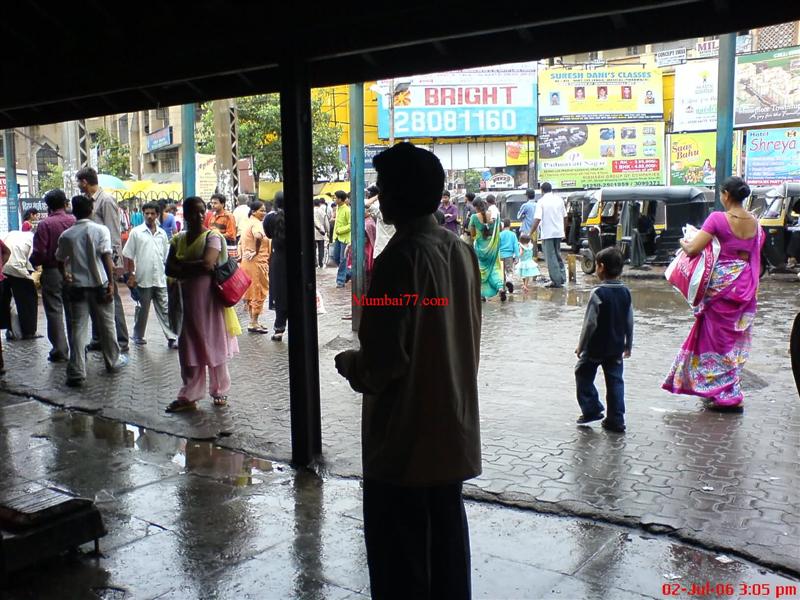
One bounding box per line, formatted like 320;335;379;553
538;67;663;123
537;122;665;189
744;127;800;186
376;62;538;138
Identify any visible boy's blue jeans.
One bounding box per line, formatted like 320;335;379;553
575;354;625;427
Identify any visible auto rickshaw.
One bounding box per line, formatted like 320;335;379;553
578;190;619;273
580;186;714;274
566;191;596;254
495;189;540;234
752;183;800;275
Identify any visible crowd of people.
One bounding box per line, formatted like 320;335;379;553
0;167;287;413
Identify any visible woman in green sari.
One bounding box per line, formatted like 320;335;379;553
469;199;506;301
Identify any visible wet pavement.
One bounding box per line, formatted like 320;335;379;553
2;397;799;599
1;263;799;579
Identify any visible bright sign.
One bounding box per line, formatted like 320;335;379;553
673;60;718;132
735;46;800;127
376;62;538;138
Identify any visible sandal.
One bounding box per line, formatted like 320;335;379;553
247;326;269;334
165;399;197;413
212;395;228;407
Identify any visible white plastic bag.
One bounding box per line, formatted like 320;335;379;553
316;289;327;314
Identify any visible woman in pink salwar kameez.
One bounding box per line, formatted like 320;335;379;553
663;177;764;411
164;196;239;412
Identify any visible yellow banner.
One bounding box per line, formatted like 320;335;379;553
537;123;665;189
505;140;535;166
538;67;663;123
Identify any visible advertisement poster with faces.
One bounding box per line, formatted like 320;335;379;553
673;60;719;132
538;67;663;123
537;123;665;189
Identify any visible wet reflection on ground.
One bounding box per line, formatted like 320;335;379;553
2;400;798;599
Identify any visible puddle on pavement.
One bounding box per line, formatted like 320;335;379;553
42;410;276;488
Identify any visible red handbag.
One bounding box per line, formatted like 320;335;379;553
215;257;251;307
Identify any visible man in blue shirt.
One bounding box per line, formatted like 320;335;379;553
517;188;538;258
498;218;519;293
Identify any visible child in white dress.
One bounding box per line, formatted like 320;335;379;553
517;235;540;292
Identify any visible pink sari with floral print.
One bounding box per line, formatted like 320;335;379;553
662;212;764;407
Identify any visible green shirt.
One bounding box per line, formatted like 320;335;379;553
334;204;351;243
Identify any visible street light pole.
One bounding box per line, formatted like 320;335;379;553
388;78;395;146
714;32;736;212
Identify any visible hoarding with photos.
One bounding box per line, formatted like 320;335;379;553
538;67;663;123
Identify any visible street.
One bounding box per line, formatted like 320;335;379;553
1;264;798;576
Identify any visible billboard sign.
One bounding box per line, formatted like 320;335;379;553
744;127;800;186
537;122;665;189
146;126;173;152
376;62;538;138
673;60;718;132
735;46;800;127
656;48;687;68
538;67;663;123
670;132;742;186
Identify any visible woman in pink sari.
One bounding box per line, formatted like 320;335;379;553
663;177;764;411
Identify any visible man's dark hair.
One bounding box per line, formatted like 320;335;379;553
441;190;450;198
71;195;93;220
503;218;511;228
465;192;476;202
525;188;536;199
486;195;496;205
313;198;322;207
595;246;624;278
75;167;98;186
373;142;444;221
141;201;160;213
44;189;67;211
335;190;347;201
541;182;552;194
210;193;226;204
434;210;445;225
366;185;379;199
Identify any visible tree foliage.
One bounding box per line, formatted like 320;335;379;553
37;163;65;194
464;170;483;193
197;94;343;182
95;128;130;179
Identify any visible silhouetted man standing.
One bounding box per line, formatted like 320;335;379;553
335;143;482;600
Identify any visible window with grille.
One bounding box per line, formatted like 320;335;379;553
159;149;179;173
118;115;129;144
36;144;59;175
155;107;169;125
143;110;150;134
757;23;797;51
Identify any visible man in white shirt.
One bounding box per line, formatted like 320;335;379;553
335;143;481;599
364;185;395;259
0;229;38;338
233;193;252;240
486;194;500;224
122;201;176;347
313;198;330;268
531;182;567;288
56;195;128;386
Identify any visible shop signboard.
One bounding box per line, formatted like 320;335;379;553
488;173;514;190
670;132;743;186
673;60;718;132
537;122;665;189
505;140;535;166
735;46;800;127
364;145;388;169
693;35;753;59
376;62;538;138
744;127;800;186
538;67;663;123
146;126;173;152
656;48;687;68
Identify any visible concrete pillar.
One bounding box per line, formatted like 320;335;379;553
714;33;736;211
349;83;365;330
